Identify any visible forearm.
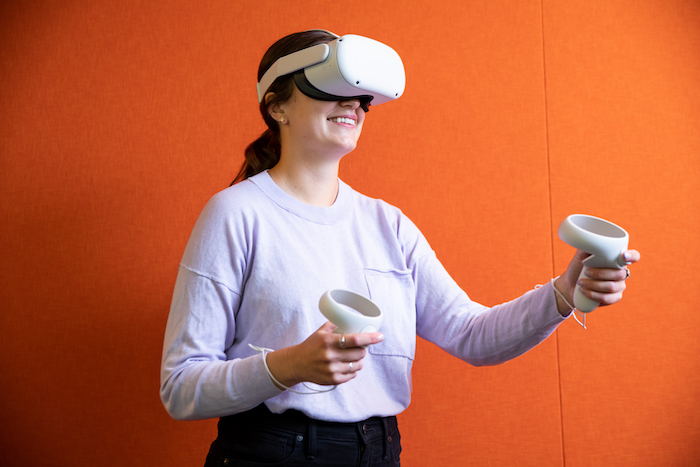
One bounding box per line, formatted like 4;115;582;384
445;283;566;366
416;255;566;366
160;354;282;420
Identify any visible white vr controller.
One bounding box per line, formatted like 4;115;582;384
558;214;630;313
319;289;383;334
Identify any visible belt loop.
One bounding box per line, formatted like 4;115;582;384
381;418;390;462
306;419;317;460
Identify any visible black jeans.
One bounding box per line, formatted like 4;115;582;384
204;404;401;466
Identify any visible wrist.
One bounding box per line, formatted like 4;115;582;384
265;346;300;390
553;276;575;316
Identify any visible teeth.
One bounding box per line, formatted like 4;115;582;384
329;117;355;125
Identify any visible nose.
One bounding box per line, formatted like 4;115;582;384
339;98;361;110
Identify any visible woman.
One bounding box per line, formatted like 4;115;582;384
160;30;640;466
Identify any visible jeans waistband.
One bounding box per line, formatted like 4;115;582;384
219;404;395;439
218;404;398;461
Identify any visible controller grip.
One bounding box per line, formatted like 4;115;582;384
574;254;626;313
574;266;600;313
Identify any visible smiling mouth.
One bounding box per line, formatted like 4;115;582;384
328;117;356;126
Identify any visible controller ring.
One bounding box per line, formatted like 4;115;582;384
319;289;383;335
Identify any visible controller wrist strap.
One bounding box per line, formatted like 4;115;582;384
248;344;337;395
550;278;587;329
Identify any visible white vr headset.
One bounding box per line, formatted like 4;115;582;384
256;32;406;111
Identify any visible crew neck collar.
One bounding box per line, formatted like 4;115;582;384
249;170;353;225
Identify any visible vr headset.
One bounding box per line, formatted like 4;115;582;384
256;32;405;111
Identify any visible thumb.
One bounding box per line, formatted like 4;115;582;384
562;249;590;285
317;320;338;333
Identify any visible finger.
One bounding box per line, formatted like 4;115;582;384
579;276;627;294
584;267;629;282
346;361;357;374
327;361;361;385
622;249;641;264
578;277;627;306
579;287;625;307
340;332;385;349
318;321;337;333
336;347;367;364
337;360;363;375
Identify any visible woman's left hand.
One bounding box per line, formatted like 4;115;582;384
554;249;641;316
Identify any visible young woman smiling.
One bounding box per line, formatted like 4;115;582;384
160;30;640;467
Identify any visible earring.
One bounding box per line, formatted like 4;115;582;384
279;117;286;124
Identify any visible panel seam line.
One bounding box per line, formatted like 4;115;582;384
539;1;567;467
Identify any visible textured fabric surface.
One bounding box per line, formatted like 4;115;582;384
2;1;698;466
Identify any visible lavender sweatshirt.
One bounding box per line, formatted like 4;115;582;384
160;170;567;422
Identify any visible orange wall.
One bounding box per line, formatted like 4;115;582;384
1;1;698;466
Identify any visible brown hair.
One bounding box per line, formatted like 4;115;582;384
230;30;338;185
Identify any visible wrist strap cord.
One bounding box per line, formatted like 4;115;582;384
248;344;337;395
536;278;587;329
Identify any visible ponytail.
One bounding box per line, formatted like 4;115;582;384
231;127;281;185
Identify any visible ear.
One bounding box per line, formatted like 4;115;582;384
265;92;286;123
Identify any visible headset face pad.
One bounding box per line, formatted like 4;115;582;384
293;71;372;112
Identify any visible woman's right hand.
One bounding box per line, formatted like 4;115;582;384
265;321;384;390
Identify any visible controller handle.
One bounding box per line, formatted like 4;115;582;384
319;289;383;335
558;214;630;313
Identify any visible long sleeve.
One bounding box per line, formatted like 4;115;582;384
414;251;567;366
159;266;283;420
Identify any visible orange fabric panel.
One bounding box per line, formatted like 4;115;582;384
344;2;563;465
544;0;700;465
1;0;698;466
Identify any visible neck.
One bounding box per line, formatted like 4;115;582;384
268;158;340;207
